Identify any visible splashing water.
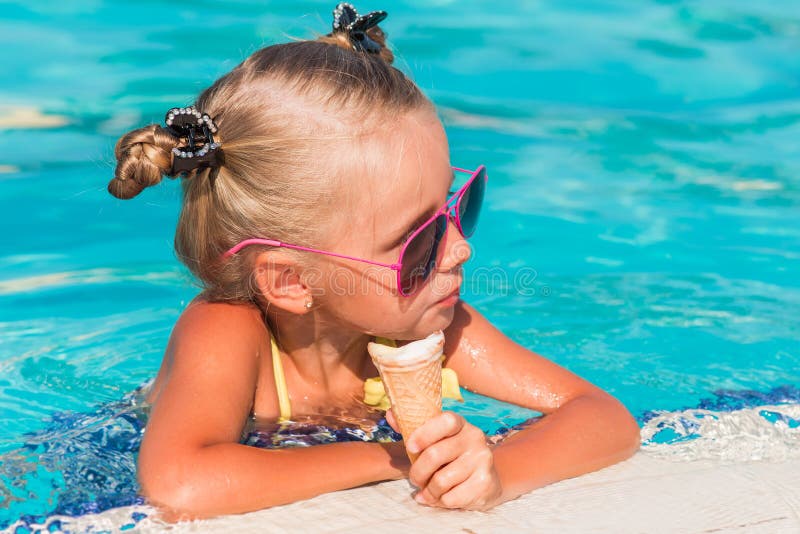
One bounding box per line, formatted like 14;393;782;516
641;386;800;462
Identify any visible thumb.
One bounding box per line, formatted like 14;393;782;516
385;408;400;433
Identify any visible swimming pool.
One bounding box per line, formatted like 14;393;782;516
1;0;799;530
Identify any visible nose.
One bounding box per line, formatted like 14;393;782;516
436;217;472;273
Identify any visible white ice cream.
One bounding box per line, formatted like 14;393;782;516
367;330;444;367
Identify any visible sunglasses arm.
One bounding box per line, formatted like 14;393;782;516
223;238;401;271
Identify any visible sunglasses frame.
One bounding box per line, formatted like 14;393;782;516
222;165;487;297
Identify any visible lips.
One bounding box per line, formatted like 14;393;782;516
438;289;459;302
435;282;462;303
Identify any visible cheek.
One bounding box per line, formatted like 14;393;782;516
313;259;456;336
366;292;458;340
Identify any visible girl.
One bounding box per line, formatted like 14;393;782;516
109;3;640;519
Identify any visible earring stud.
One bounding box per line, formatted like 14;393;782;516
305;299;313;309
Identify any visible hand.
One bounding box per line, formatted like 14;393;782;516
386;409;503;511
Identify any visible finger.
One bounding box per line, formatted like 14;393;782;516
408;415;483;489
408;433;462;490
385;409;399;433
435;462;499;511
406;411;465;456
414;450;473;504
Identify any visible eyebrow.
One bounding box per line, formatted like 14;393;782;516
386;170;456;250
387;206;439;250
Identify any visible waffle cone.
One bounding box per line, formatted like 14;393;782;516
368;331;444;463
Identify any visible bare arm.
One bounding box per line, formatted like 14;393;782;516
489;391;640;503
145;439;408;518
138;301;409;519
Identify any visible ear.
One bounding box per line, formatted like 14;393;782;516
252;251;313;315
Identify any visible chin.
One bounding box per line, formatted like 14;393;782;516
413;303;456;338
390;299;458;342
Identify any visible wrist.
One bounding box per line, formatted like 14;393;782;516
378;441;411;479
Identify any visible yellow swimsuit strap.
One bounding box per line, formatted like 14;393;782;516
373;336;397;348
269;329;292;422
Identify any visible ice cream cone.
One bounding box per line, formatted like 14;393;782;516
367;331;444;463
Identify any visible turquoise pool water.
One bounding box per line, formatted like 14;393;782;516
1;0;799;529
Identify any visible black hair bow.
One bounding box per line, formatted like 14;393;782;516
331;2;388;54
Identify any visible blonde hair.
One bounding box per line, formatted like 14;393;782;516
109;26;433;302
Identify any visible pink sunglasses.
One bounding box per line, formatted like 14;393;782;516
223;165;487;296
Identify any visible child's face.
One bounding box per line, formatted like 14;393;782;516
318;108;470;341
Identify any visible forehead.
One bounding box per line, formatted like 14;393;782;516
367;111;448;197
356;111;451;244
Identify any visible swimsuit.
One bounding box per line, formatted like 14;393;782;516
268;329;463;422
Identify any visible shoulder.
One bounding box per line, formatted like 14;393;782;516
170;295;269;376
174;294;267;339
441;299;514;366
139;297;273;470
146;295;270;405
442;299;604;413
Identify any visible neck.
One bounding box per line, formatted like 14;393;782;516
264;307;375;393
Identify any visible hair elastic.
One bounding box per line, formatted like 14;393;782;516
164;106;224;175
330;2;388;54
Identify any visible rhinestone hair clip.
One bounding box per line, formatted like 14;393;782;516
164;106;223;175
330;2;388;54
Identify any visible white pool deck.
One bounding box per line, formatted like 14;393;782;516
51;452;800;533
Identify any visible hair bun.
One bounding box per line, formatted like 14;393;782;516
108;124;180;199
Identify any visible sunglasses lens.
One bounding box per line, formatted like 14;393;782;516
458;167;486;237
399;214;447;295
